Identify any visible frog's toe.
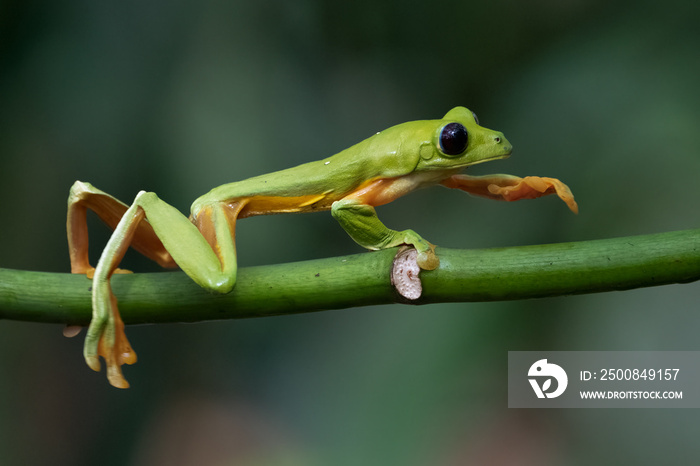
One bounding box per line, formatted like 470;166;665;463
97;309;137;389
416;243;439;270
84;292;137;388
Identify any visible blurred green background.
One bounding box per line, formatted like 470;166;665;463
2;0;700;464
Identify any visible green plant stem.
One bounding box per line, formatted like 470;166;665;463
2;229;700;326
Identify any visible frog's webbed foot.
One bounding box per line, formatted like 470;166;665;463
442;174;578;214
489;176;579;214
85;288;137;389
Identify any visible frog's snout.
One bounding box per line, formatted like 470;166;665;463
493;132;513;155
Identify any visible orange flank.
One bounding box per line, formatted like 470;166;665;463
231;172;444;218
235;192;335;218
231;176;390;218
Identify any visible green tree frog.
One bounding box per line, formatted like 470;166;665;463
67;106;577;388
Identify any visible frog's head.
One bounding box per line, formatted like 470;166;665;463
416;106;512;171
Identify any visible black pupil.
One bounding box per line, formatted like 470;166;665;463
440;123;468;155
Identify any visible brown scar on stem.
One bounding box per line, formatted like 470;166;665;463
391;247;423;301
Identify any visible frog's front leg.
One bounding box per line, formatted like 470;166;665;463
442;174;578;213
331;199;439;270
88;191;243;388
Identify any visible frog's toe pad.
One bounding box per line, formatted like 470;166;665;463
416;243;439;270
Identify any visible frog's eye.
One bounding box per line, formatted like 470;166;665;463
472;112;479;125
439;122;469;156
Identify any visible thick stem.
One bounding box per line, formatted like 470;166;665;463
1;229;699;325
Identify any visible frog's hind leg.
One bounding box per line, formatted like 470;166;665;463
67;181;177;276
86;191;245;388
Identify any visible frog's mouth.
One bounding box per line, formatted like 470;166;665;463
466;151;511;167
